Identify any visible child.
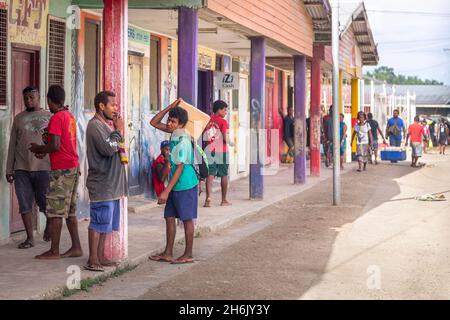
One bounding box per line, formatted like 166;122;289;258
152;140;171;198
149;99;199;264
351;111;373;172
203;100;232;207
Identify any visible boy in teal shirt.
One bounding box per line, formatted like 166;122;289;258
149;99;198;264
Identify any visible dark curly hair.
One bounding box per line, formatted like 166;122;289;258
168;106;188;127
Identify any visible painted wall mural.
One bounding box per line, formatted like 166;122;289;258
8;0;48;46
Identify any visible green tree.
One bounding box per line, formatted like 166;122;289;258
365;66;443;85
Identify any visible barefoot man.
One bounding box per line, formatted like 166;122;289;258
84;91;128;272
29;85;83;259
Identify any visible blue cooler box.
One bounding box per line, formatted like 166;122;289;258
381;150;407;161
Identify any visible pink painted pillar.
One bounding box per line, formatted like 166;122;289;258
310;45;323;177
103;0;128;260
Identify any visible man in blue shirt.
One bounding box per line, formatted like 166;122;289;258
386;109;406;163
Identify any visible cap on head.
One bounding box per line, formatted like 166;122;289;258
160;140;170;150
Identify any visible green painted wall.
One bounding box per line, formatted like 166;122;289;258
50;0;72;17
71;0;205;9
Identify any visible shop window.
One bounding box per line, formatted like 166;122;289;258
84;19;100;111
0;9;7;106
150;36;161;112
48;18;66;88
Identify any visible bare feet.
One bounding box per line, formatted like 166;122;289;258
203;198;211;208
61;247;83;258
35;250;60;260
220;200;232;206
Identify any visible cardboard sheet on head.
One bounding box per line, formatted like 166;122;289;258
176;100;210;141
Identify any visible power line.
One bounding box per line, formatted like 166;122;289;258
379;38;450;45
367;9;450;17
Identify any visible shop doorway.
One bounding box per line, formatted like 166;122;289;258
127;52;144;196
197;70;213;115
10;45;40;234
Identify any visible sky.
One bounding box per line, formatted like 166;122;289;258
339;0;450;85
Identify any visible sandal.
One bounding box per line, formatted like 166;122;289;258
18;241;34;249
203;199;211;208
171;258;194;265
84;264;105;272
149;255;173;263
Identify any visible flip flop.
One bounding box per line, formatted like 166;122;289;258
171;258;194;265
84;264;105;272
149;255;173;263
18;241;34;249
100;261;119;267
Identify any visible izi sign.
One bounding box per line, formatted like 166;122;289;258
215;72;239;91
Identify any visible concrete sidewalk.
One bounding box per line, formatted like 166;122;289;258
0;163;334;300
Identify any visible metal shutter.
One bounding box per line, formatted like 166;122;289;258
48;18;66;88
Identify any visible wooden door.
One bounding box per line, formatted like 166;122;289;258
10;48;39;233
127;53;144;196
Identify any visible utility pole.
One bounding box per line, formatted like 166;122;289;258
332;0;341;205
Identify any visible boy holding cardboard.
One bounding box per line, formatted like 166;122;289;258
149;99;199;264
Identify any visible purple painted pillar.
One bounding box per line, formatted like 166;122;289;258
250;37;265;199
294;55;307;184
178;7;198;106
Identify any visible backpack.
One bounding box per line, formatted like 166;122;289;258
190;137;210;180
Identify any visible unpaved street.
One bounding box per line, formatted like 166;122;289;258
69;152;450;300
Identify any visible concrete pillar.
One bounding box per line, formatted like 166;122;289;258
294;55;307;185
178;7;198;106
351;78;359;158
249;37;265;199
103;0;128;260
310;48;322;177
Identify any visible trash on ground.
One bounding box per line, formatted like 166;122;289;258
415;194;447;201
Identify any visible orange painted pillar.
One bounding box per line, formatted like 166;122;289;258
103;0;128;260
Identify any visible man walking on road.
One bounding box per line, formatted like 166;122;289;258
367;113;386;165
29;85;83;260
405;116;424;168
437;118;449;155
6;87;52;249
84;91;128;272
386;109;406;163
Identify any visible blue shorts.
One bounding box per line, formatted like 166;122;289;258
14;170;50;215
89;200;121;234
164;186;198;222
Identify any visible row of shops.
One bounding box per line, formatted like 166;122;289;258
0;0;379;250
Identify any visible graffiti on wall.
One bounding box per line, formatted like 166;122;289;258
9;0;48;46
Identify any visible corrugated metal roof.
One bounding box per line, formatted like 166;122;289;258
329;1;379;65
304;0;332;45
366;85;450;105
